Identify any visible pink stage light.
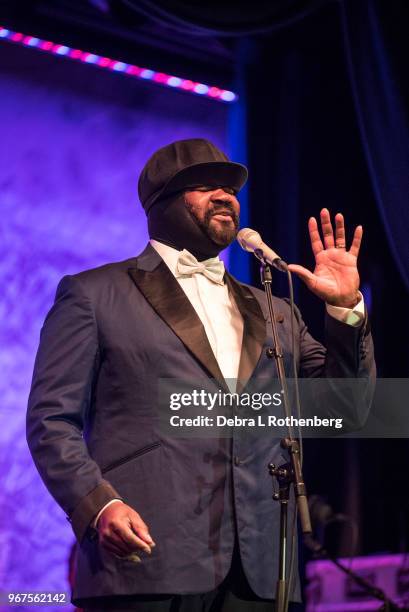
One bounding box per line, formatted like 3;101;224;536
125;65;142;76
208;87;221;98
40;40;53;51
153;72;168;83
97;56;112;68
11;32;23;42
180;80;195;91
69;49;83;59
0;26;237;103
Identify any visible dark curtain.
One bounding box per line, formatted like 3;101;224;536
340;0;409;291
239;0;409;562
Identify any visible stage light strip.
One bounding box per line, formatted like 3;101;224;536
0;27;237;103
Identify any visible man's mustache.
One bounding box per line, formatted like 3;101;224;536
206;204;239;226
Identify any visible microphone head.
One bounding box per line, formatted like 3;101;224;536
236;227;287;271
237;228;262;252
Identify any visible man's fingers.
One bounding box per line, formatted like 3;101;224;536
101;529;130;555
100;523;151;556
334;213;346;248
349;225;363;258
118;523;153;554
129;514;156;548
320;208;335;249
308;217;324;256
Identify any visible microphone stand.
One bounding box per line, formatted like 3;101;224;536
258;256;401;612
257;256;312;612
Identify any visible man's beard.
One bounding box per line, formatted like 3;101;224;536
185;201;240;248
148;193;239;259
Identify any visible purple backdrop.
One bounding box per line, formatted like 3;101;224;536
0;42;228;609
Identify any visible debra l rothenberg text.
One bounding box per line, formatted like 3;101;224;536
169;415;344;429
169;389;283;411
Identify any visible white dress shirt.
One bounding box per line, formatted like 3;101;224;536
151;240;244;384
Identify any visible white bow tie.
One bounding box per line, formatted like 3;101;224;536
176;249;225;285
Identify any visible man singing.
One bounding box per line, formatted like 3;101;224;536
27;138;375;611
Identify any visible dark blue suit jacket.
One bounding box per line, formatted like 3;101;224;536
26;244;375;603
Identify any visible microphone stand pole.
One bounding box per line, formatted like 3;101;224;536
258;258;312;612
258;256;401;612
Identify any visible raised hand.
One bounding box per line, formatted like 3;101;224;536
288;208;362;308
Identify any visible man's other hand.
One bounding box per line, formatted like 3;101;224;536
96;501;155;559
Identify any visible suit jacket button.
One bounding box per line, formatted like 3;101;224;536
234;456;243;466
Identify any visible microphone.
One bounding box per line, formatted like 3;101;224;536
237;228;288;272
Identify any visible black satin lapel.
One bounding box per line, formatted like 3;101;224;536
225;274;266;391
128;262;226;386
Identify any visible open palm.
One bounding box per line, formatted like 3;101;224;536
288;209;362;308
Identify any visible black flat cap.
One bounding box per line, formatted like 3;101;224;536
138;138;248;213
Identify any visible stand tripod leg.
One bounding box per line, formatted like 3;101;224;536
276;498;288;610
